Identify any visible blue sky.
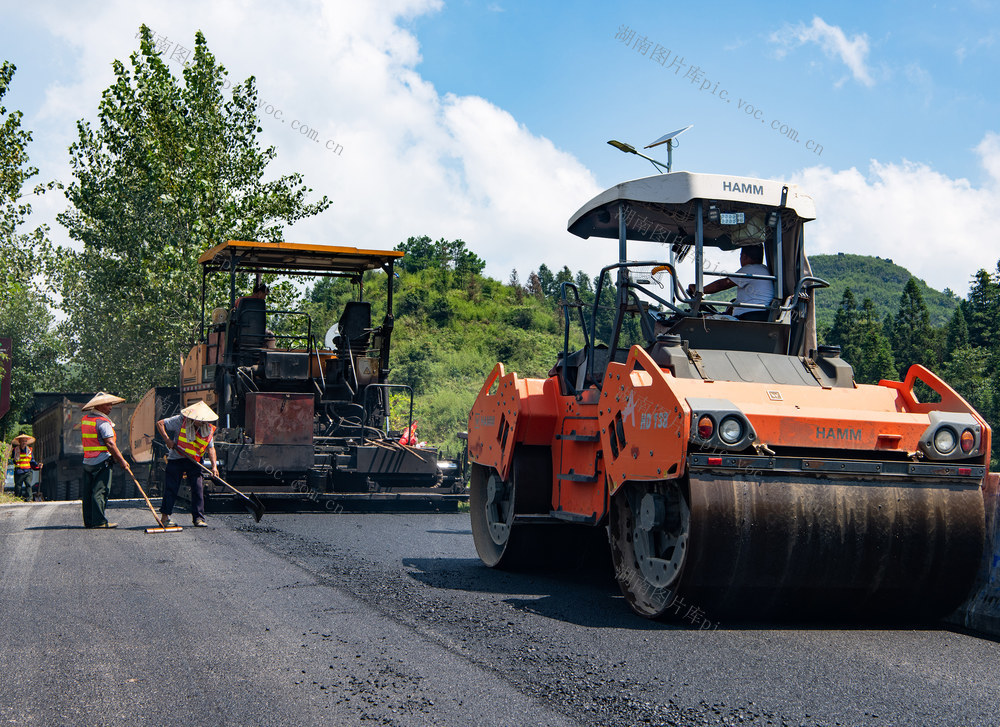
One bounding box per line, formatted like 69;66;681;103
405;0;1000;185
4;0;1000;295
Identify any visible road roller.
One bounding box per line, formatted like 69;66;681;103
466;170;988;620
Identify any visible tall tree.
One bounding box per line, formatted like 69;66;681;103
507;269;524;303
525;271;543;299
537;264;555;299
53;28;330;398
554;265;574;295
0;61;43;302
825;288;860;364
0;61;61;434
891;277;935;375
853;298;897;385
944;306;969;361
965;268;999;349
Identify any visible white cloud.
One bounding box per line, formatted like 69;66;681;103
793;132;1000;296
16;0;600;283
771;16;875;87
956;29;1000;62
15;0;998;304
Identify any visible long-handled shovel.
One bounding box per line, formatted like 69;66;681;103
183;455;266;523
126;468;183;533
152;440;266;523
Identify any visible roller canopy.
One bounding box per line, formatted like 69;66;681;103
567;171;815;245
199;240;403;275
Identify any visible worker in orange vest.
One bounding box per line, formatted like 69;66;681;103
156;401;219;528
9;433;41;500
80;392;131;528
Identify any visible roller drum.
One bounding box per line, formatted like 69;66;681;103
682;473;986;620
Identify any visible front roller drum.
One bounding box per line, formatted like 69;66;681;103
611;473;986;621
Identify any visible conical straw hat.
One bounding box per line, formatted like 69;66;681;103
11;434;35;445
181;401;219;423
82;391;126;411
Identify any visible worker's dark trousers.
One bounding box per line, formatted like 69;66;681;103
81;460;114;527
161;458;205;522
14;469;31;499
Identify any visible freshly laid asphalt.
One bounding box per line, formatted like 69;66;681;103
1;498;999;726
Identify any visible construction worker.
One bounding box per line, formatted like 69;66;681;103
156;401;219;528
9;434;41;500
80;392;131;529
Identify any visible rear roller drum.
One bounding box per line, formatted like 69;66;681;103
470;446;552;569
609;480;690;618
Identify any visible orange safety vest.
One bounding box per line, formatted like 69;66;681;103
176;420;216;459
81;413;114;459
15;446;32;469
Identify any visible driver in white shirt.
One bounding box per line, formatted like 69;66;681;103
687;244;772;320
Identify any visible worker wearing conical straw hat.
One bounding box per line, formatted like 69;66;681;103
155;400;219;528
8;434;41;501
80;392;130;529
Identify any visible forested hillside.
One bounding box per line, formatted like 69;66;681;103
811;253;959;329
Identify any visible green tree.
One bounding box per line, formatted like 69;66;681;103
944;306;969;360
825;288;860;364
507;269;524;304
52;27;329;399
537;264;555;298
394;235;485;277
891;277;935;375
0;61;44;303
965;268;999;349
0;61;61;434
554;265;574;295
0;294;63;435
853;298;897;384
941;346;994;423
526;271;543;299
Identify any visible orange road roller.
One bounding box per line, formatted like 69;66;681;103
467;171;988;620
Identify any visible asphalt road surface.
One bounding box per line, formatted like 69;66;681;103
1;498;999;727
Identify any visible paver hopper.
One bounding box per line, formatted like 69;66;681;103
467;171;988;620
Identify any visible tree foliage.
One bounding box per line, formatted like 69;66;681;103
811;253;958;329
0;61;43;302
944;306;969;359
854;298;897;384
0;61;61;435
964;268;1000;350
824;288;897;383
394;235;485;277
51;27;329;399
891;277;935;374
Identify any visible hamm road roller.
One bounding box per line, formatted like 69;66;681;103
467;171;988;620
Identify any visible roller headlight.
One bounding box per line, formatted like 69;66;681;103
688;398;754;450
919;413;981;460
719;416;744;444
933;427;957;455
